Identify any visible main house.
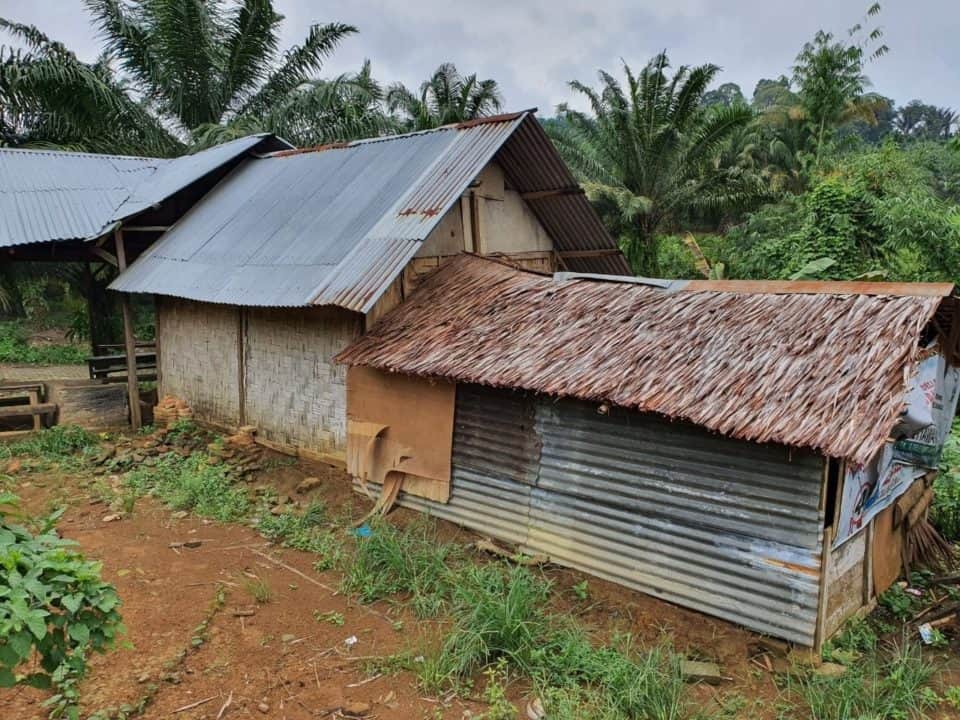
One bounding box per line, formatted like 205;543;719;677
110;111;628;463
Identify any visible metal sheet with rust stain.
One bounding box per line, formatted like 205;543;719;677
359;385;826;645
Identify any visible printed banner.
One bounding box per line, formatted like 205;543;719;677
833;344;960;547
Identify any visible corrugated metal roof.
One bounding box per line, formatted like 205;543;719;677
0;135;287;248
337;254;954;463
110;134;280;220
111;112;628;311
0;148;160;247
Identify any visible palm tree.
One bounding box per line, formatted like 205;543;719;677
0;20;180;155
192;60;395;149
1;1;385;151
386;63;502;131
791;4;888;164
549;54;762;275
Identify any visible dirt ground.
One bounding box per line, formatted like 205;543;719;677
3;449;960;720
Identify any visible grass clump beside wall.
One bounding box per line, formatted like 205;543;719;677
780;641;936;720
343;522;691;719
124;452;249;522
341;517;465;617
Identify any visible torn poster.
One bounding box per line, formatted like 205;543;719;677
834;344;960;547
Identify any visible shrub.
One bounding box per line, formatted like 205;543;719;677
0;493;123;719
933;420;960;541
0;321;86;365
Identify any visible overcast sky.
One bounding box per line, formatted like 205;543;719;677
1;0;956;113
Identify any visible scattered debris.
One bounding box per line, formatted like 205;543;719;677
172;695;217;714
526;697;546;719
681;660;729;684
102;513;122;522
473;538;549;566
216;691;233;720
168;540;203;549
344;635;358;648
232;607;257;617
295;476;323;494
257;701;270;714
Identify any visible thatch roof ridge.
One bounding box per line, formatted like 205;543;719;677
338;254;951;463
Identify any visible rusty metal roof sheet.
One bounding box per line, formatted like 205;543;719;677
337;254;955;463
110;112;627;311
0;134;287;248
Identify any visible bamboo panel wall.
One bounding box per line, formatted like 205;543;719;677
156;297;241;426
243;306;361;454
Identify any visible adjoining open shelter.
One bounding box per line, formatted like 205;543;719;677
0;134;290;429
337;253;960;648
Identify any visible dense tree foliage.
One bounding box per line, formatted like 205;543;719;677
547;54;763;275
1;0;390;151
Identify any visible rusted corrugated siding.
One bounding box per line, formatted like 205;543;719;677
357;385;824;644
338;254;947;464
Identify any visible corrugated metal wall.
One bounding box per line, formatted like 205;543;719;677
366;385;826;645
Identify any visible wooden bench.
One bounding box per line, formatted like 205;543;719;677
87;351;157;380
0;382;54;432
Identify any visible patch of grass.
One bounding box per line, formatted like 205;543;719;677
314;610;345;626
256;501;343;570
243;577;272;604
124;452;249;521
0;320;86;364
340;517;464;617
821;616;878;664
779;641;936;720
437;563;553;680
0;425;97;460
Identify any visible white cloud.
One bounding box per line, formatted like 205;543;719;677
1;0;956;115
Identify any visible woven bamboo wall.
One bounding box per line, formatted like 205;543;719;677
244;306;361;454
156;297;241;427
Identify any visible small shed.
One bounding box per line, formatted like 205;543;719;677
337;254;960;648
111;111;627;464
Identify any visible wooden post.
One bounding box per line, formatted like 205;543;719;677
114;229;142;430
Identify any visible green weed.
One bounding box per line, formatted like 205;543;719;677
0;320;86;365
934;419;960;540
879;584;920;621
124;452;249;521
0;425;97;462
779;641;936;720
256;501;342;569
438;563;552;679
340;517;463;616
478;659;516;720
314;610;345;626
243;577;272;604
821;615;878;663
